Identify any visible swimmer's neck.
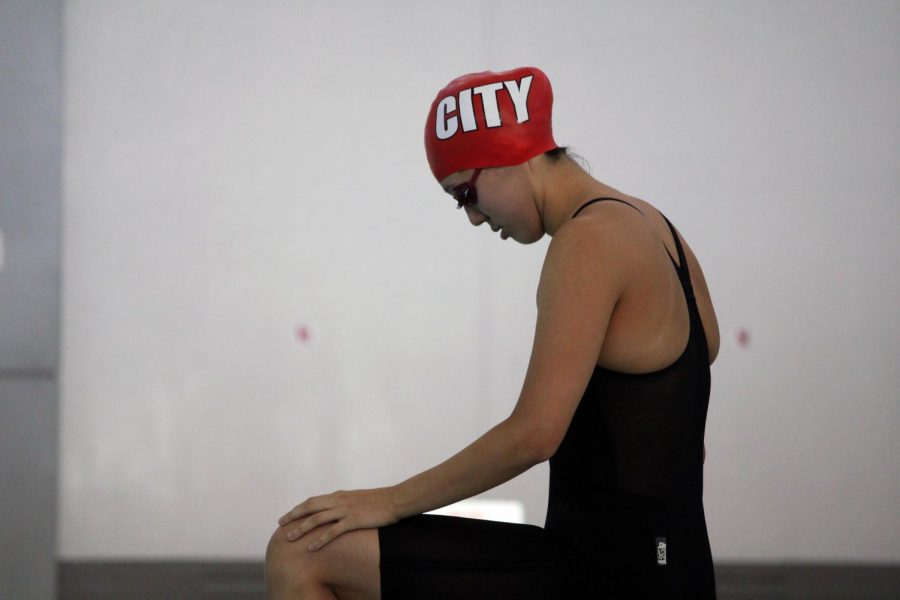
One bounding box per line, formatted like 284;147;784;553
527;154;622;237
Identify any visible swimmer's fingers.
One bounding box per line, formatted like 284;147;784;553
284;508;345;546
278;491;340;527
304;518;352;552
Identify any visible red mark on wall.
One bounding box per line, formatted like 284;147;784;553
736;327;750;348
295;325;310;344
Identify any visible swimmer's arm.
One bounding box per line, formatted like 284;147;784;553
389;417;543;520
390;217;626;521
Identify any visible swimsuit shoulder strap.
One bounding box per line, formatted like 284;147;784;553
659;212;695;301
571;197;644;219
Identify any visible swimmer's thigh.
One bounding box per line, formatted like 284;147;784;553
378;513;595;599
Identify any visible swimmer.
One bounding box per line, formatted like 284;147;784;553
266;65;720;599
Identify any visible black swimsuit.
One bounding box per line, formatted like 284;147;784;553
378;198;717;598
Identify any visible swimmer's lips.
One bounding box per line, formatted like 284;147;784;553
489;224;509;239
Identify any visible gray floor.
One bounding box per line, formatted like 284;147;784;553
58;561;900;599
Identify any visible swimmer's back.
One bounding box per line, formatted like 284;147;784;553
558;192;720;374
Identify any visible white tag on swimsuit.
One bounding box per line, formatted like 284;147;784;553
656;537;667;565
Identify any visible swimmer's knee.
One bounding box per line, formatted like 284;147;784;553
265;522;333;585
266;525;305;589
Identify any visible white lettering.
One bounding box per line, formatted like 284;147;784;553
504;75;533;123
458;88;477;132
435;76;534;139
473;82;504;128
435;96;458;140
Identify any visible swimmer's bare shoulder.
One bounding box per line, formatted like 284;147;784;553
537;211;632;309
549;194;720;366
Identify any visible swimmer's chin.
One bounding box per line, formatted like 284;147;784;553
516;231;546;245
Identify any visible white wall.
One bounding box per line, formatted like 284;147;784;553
60;0;900;562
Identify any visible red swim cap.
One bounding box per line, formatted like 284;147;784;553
424;66;559;182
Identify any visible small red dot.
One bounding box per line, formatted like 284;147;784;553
736;328;750;348
296;325;310;343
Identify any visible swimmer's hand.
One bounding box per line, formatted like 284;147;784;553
277;486;399;551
